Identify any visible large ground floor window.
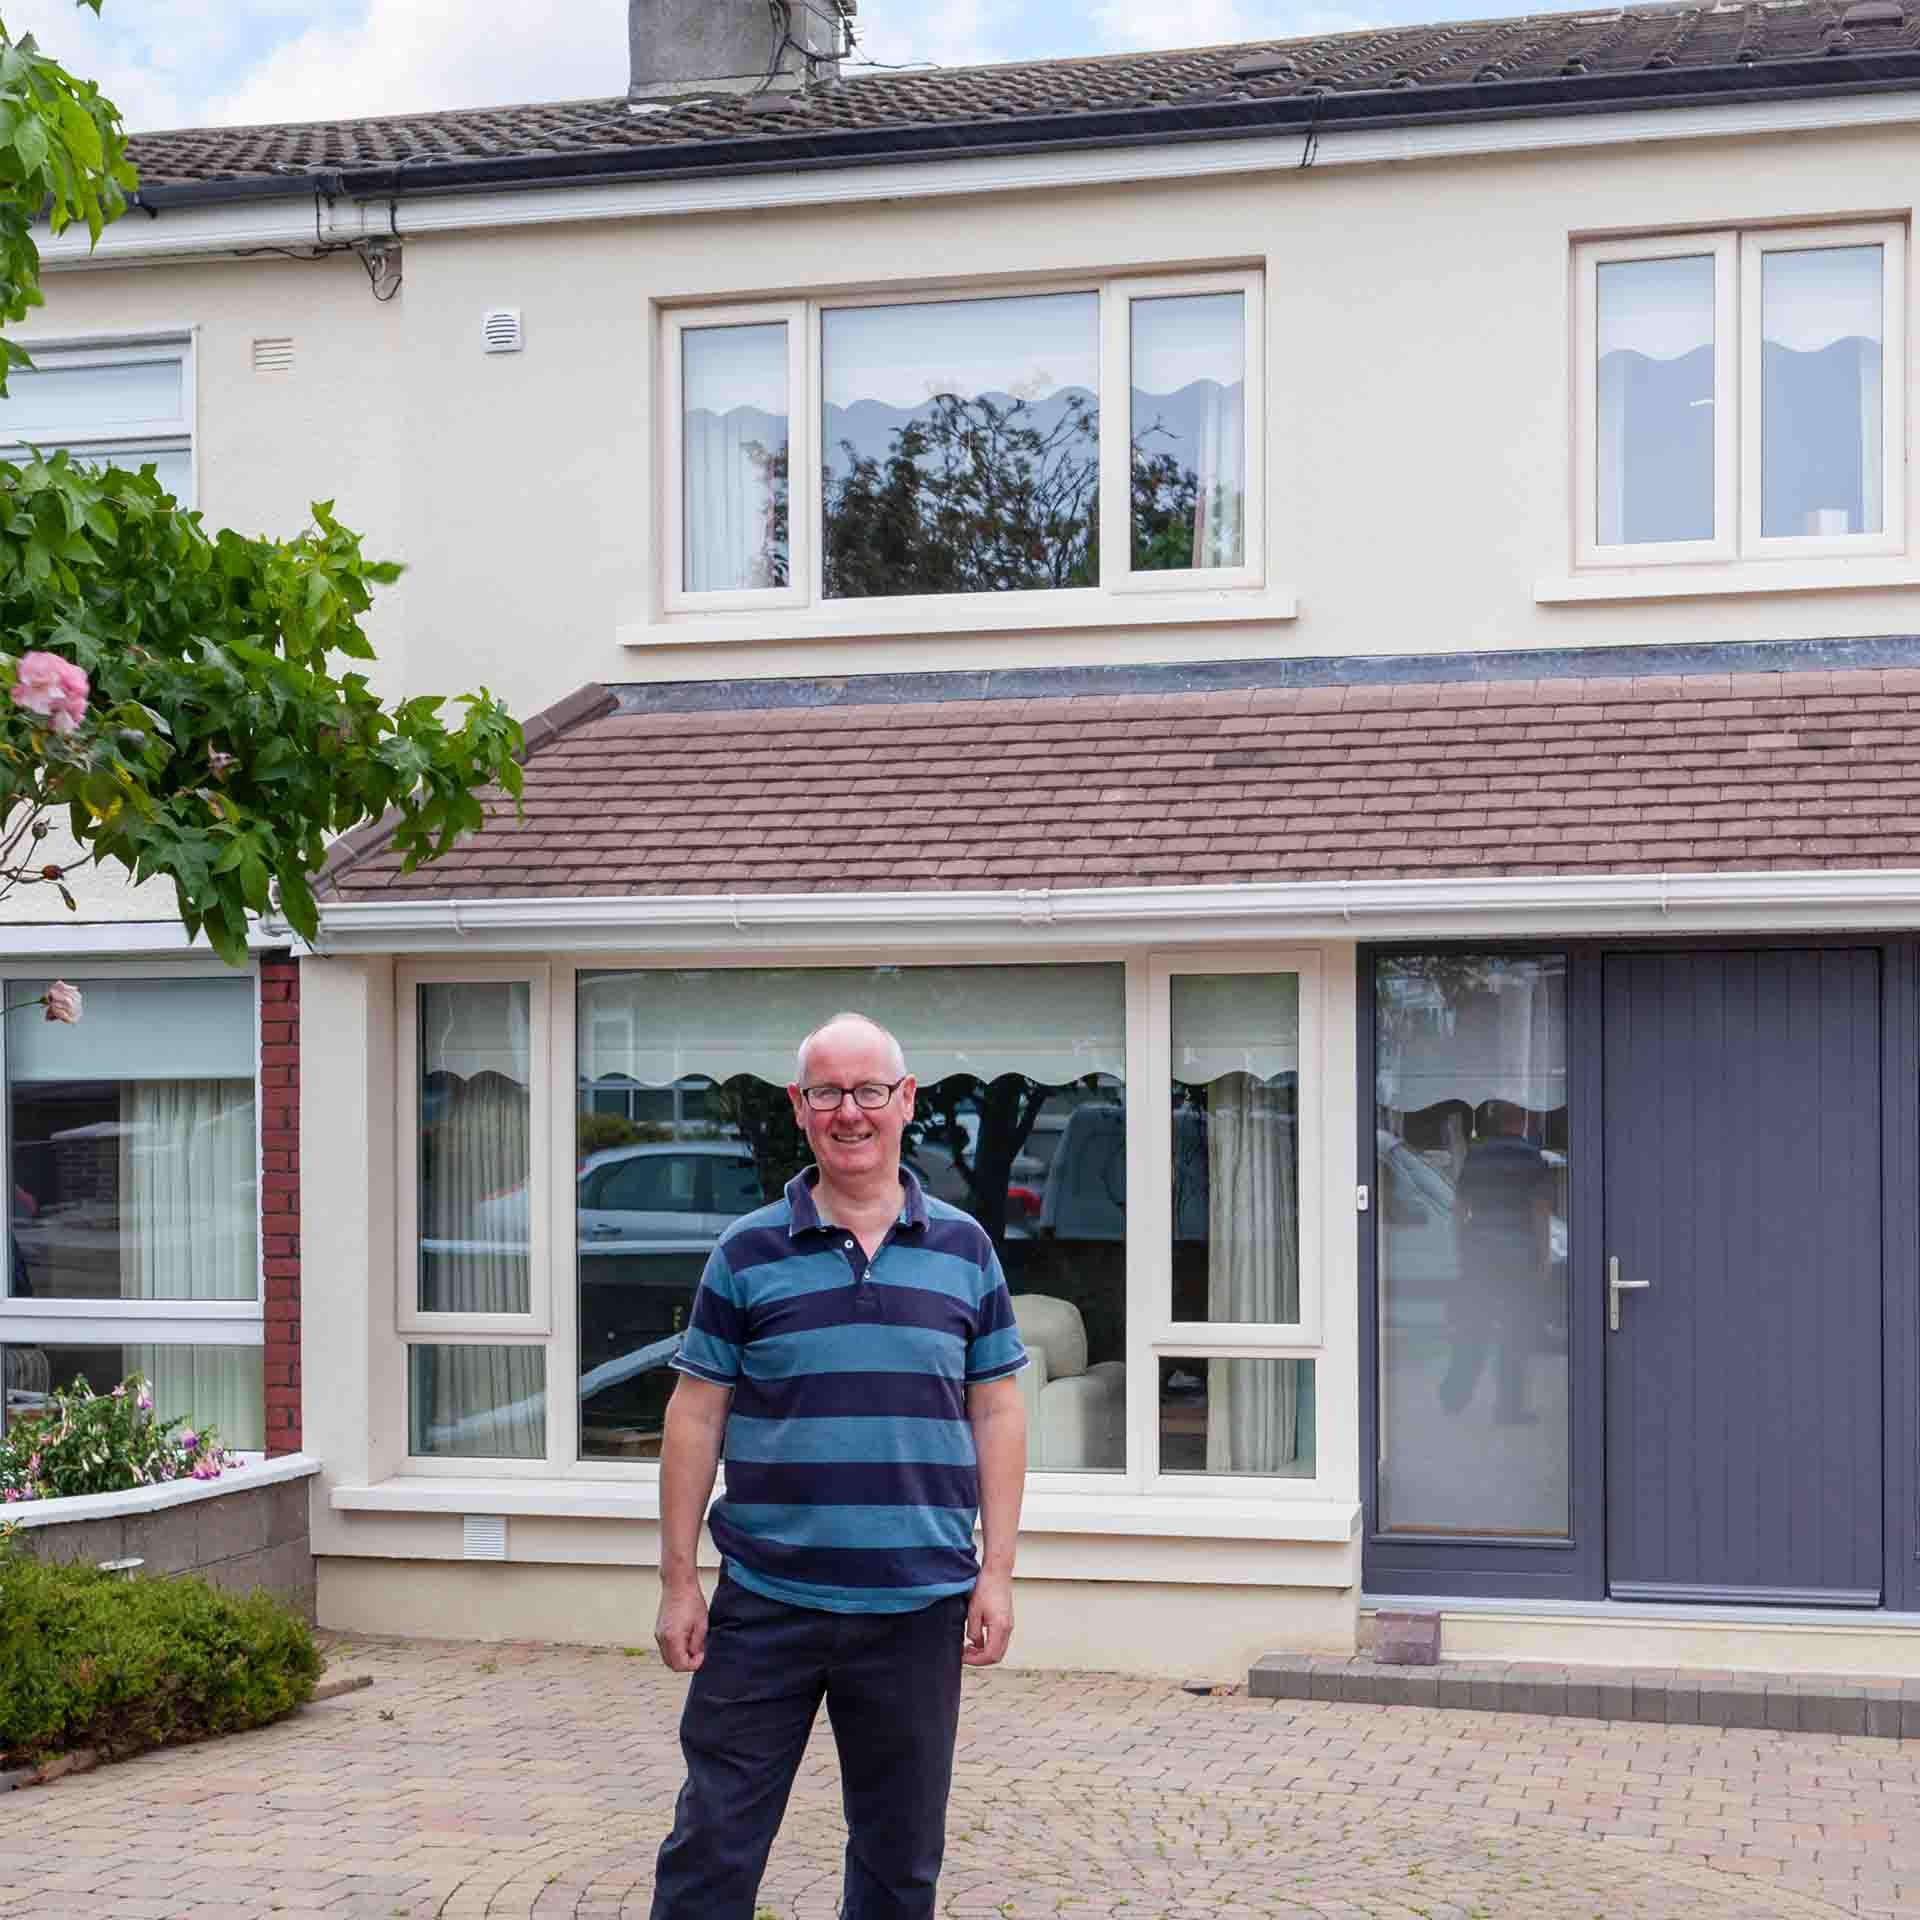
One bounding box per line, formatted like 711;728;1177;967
0;969;263;1451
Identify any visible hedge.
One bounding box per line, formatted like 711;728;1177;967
0;1535;322;1768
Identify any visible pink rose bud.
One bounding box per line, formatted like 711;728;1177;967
42;981;81;1025
9;652;90;734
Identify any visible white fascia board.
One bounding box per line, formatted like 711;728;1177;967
43;91;1920;270
0;918;284;957
310;870;1920;955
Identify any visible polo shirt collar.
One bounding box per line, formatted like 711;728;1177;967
786;1165;929;1237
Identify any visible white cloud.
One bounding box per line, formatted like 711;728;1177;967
844;0;1007;73
204;0;627;127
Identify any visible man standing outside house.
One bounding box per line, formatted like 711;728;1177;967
649;1012;1030;1920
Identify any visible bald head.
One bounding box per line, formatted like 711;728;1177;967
795;1012;907;1086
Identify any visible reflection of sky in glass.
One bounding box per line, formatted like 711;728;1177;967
1763;245;1882;352
1597;256;1711;361
1762;246;1883;539
683;322;786;417
0;357;182;432
822;293;1097;409
1132;292;1244;395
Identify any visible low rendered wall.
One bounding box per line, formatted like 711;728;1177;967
12;1457;320;1619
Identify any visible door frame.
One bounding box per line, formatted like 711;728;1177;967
1358;936;1920;1612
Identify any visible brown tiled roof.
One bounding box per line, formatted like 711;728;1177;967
317;664;1920;901
127;1;1920;194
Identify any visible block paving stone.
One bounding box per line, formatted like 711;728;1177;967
5;1632;1920;1916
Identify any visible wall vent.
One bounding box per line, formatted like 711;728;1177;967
482;309;524;355
252;336;295;374
462;1514;507;1561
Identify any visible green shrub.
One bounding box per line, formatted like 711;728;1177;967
1;1372;236;1504
0;1529;322;1767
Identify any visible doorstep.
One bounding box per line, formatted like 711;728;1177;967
1247;1652;1920;1739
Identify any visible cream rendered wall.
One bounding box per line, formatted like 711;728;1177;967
3;254;409;927
26;120;1920;730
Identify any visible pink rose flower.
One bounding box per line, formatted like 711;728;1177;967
42;980;81;1025
10;651;89;734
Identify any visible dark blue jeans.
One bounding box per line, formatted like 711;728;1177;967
649;1572;967;1920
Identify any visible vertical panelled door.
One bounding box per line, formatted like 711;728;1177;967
1600;950;1883;1606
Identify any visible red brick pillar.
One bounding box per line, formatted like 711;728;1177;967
259;954;302;1456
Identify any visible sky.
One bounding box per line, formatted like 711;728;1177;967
2;0;1607;134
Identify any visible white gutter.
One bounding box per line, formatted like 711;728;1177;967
309;870;1920;955
45;89;1920;270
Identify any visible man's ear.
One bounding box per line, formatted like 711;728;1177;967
788;1082;808;1127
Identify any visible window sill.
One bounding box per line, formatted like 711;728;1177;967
1536;557;1920;604
330;1475;1360;1544
621;586;1299;651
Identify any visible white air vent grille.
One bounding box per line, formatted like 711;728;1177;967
462;1514;507;1561
482;309;524;355
252;336;295;374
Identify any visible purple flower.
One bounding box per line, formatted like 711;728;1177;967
178;1428;197;1449
111;1382;126;1399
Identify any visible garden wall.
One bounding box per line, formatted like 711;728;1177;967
13;1459;320;1619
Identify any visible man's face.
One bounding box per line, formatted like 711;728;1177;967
789;1023;915;1189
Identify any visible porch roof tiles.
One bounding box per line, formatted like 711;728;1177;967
317;665;1920;900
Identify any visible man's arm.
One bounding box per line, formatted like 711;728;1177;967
654;1373;733;1672
964;1373;1026;1667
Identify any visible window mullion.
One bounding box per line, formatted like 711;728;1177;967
1098;282;1129;596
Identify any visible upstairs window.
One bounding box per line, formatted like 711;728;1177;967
1574;224;1904;570
662;272;1262;618
0;334;194;504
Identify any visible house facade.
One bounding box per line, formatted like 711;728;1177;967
10;0;1920;1678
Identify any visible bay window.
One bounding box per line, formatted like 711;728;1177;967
0;969;262;1450
662;271;1263;623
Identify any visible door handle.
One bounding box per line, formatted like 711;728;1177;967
1608;1254;1652;1332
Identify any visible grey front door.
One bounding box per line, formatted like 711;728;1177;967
1602;949;1883;1606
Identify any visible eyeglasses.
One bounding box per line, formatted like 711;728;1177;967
800;1078;908;1112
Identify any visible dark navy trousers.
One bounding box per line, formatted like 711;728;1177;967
649;1571;968;1920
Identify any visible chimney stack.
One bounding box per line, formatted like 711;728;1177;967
629;0;855;99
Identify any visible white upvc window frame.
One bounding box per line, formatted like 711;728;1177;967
656;269;1269;634
1570;220;1906;579
0;957;264;1429
1105;270;1266;597
1138;948;1325;1500
396;959;553;1341
660;302;809;616
0;328;197;507
1740;220;1906;562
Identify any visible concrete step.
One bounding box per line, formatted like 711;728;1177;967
1247;1652;1920;1738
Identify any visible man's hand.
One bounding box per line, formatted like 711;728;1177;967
656;1578;710;1673
964;1569;1014;1667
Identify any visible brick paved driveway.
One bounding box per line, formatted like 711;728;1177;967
6;1633;1920;1918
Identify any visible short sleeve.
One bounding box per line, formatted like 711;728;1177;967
671;1243;746;1387
964;1245;1030;1385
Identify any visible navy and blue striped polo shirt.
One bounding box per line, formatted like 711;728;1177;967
671;1166;1029;1615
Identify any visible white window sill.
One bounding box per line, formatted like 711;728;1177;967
621;586;1299;651
330;1475;1359;1544
1536;557;1920;604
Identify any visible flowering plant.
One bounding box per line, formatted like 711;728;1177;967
0;1374;237;1503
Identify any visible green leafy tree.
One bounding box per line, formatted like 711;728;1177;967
0;5;522;966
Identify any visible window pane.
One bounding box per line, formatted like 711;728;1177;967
575;965;1126;1471
1596;256;1713;546
418;983;531;1316
0;356;183;434
821;293;1099;598
3;1342;263;1452
1159;1356;1313;1475
1171;974;1299;1326
7;978;257;1305
1131;292;1246;571
683;322;788;592
1762;244;1884;538
408;1343;545;1458
1374;955;1570;1537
